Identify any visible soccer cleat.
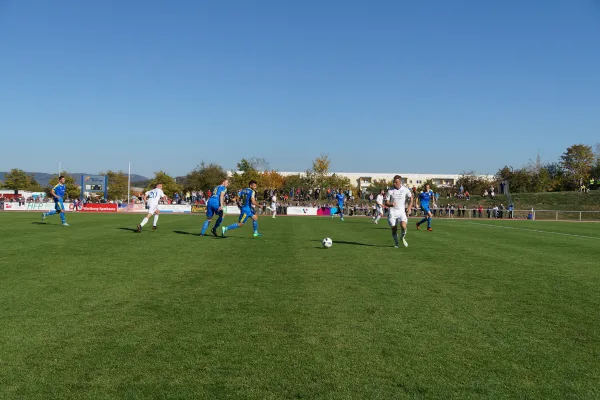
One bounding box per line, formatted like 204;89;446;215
416;223;420;230
427;228;433;232
340;218;344;221
211;228;218;237
137;225;142;233
221;226;227;237
41;213;46;222
62;223;70;227
152;226;157;231
394;245;399;248
253;232;263;237
402;237;408;247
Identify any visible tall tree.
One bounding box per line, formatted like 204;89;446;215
145;171;182;197
560;144;595;187
101;170;129;200
261;170;285;190
306;154;332;189
47;173;79;199
184;163;227;192
3;169;42;191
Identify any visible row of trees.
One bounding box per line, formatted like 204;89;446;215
2;144;598;200
494;144;600;194
0;155;352;200
451;143;600;195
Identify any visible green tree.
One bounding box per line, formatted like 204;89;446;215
366;178;392;193
230;158;262;193
101;170;129;200
560;144;595;188
282;174;309;191
145;171;182;197
184;162;228;192
3;169;42;191
544;162;566;191
322;173;351;191
457;171;490;195
47;173;79;200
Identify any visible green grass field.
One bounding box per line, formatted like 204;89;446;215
1;212;599;399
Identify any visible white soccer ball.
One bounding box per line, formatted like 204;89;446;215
322;237;333;248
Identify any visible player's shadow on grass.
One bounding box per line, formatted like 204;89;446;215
311;239;387;248
118;227;138;233
173;230;200;236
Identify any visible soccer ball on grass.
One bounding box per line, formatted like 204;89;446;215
322;238;333;248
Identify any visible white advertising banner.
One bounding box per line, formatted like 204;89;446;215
286;207;319;216
224;206;240;215
3;202;73;212
157;204;191;213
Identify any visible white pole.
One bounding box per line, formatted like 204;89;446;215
127;162;131;204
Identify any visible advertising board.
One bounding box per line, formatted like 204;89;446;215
286;207;319;216
81;204;118;213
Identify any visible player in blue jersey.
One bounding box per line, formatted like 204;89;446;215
41;176;69;226
221;180;263;237
332;189;345;221
200;178;229;236
416;183;434;231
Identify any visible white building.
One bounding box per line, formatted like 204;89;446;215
275;171;494;191
226;171;494;192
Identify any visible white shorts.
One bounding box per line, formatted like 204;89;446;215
271;203;276;210
376;205;383;214
388;212;407;226
148;205;159;214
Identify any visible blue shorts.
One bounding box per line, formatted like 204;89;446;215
206;202;222;218
421;205;431;214
239;208;254;223
337;204;344;211
54;198;65;211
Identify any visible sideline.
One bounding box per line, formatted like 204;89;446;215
464;222;600;240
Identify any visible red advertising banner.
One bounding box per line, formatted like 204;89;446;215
81;204;118;213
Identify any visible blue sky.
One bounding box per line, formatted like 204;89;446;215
1;0;599;178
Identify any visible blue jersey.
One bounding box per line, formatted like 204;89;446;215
335;193;345;206
419;190;434;207
239;188;255;209
209;185;226;206
53;183;66;198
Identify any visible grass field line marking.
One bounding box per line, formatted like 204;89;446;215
464;222;600;240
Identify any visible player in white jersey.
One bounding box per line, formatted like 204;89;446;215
372;189;385;224
385;175;413;248
270;194;277;218
137;183;167;233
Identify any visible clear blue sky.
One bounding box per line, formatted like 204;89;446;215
1;0;599;178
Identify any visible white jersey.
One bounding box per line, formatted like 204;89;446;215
145;188;165;207
386;187;412;216
271;195;277;209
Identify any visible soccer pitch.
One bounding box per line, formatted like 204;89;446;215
1;213;599;399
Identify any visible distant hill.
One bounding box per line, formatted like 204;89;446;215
0;172;149;187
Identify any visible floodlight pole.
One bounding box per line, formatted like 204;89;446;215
128;162;131;204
